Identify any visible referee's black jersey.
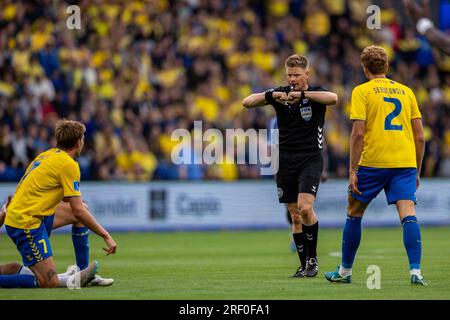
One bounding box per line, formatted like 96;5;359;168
266;85;327;153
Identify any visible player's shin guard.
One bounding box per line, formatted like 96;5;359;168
402;216;421;270
293;232;307;268
0;274;38;288
341;216;362;269
72;226;90;270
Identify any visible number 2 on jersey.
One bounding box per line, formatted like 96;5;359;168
383;97;402;131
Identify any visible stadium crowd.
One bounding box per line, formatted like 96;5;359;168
0;0;449;182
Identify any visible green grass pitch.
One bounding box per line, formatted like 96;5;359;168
1;227;449;300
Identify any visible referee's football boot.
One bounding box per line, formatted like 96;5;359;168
305;257;319;277
291;266;306;278
324;266;352;283
411;273;428;286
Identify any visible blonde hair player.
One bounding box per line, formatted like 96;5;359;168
325;46;427;286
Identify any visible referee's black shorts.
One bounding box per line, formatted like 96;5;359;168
276;151;323;203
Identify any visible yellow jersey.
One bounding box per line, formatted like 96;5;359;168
350;78;421;168
5;148;82;229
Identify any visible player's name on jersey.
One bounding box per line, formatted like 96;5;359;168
372;87;406;95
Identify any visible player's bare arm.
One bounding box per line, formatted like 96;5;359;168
67;196;117;255
349;120;366;195
403;0;450;55
287;91;338;106
411;118;425;189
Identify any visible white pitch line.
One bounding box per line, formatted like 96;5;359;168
329;251;341;257
328;251;386;258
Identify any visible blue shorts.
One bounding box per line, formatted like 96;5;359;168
43;215;54;237
351;167;417;205
6;215;55;267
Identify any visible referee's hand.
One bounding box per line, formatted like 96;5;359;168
273;92;288;104
287;91;301;104
349;171;362;195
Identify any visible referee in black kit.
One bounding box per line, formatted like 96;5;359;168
242;54;338;277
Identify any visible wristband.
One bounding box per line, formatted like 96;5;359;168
416;18;434;35
265;89;274;101
300;90;305;101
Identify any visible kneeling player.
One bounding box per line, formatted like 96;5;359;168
0;120;117;288
1;198;114;286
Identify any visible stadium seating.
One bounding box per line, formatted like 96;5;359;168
0;0;449;181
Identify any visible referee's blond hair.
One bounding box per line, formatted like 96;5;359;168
285;54;309;69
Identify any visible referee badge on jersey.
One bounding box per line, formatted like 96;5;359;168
277;187;283;198
300;106;312;121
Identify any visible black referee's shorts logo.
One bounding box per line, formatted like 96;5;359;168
277;187;283;198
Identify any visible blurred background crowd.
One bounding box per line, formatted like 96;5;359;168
1;0;449;182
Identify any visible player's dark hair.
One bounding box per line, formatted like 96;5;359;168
361;45;389;75
55;119;86;150
285;54;309;69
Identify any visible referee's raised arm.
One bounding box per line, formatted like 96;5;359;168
286;90;338;106
242;92;268;108
242;90;287;108
304;91;338;106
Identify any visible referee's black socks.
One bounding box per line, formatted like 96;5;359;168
292;232;307;268
302;221;319;259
